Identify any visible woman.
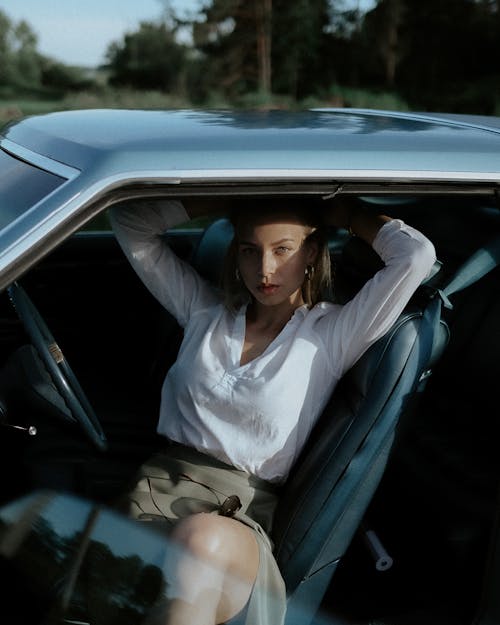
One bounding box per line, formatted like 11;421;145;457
109;197;436;625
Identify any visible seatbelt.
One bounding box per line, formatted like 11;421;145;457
440;234;500;305
425;234;500;357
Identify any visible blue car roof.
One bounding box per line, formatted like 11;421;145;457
3;108;500;180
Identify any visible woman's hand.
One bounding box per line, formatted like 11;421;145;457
182;198;232;220
325;197;392;246
323;197;356;230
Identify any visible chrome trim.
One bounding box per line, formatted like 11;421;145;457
0;138;80;179
312;107;500;136
109;169;500;182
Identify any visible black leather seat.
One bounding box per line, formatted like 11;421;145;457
191;218;449;625
273;298;447;624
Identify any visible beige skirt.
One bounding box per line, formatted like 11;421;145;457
116;442;286;625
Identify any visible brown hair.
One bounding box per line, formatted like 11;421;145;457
221;198;332;312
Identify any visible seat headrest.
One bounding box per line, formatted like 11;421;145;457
191;218;234;285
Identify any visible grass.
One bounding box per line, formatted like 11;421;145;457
322;84;411;111
0;84;414;126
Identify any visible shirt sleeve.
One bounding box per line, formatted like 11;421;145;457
109;199;221;327
321;219;437;375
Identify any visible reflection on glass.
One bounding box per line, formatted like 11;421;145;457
0;150;65;231
0;491;168;625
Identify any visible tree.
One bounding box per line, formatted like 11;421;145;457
377;0;404;87
355;0;406;88
105;21;187;92
271;0;331;98
40;59;95;92
0;10;41;88
391;0;500;111
12;19;41;86
192;0;264;96
192;0;338;100
256;0;272;93
0;10;14;85
348;0;500;113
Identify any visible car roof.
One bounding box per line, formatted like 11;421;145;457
3;107;500;181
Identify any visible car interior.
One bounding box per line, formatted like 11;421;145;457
0;191;499;625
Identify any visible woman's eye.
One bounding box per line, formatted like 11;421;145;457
275;246;291;255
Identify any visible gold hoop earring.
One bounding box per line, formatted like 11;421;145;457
305;264;314;281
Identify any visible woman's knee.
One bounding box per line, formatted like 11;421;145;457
172;513;259;578
172;513;228;565
168;514;261;623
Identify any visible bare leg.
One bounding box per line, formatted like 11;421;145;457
164;513;260;625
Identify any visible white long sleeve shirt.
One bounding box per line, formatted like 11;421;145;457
110;200;436;483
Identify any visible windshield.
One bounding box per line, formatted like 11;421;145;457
0;148;66;232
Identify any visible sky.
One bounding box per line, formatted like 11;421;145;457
0;0;375;68
0;0;203;67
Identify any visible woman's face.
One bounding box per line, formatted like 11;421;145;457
236;215;317;309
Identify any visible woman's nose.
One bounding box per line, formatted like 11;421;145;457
259;251;276;278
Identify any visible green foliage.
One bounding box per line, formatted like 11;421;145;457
105;21;188;93
192;0;262;97
41;60;95;92
360;0;500;113
0;6;101;113
1;1;500;116
0;11;36;87
61;87;191;110
271;0;332;98
325;83;410;111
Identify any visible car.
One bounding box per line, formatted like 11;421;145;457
0;107;499;625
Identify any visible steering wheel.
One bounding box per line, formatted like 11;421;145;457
7;282;108;451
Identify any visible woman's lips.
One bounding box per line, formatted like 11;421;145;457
257;284;279;295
